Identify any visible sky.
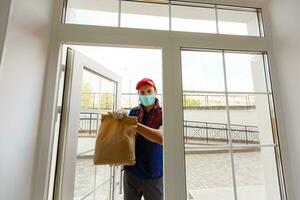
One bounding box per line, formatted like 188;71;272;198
68;45;163;94
68;45;267;96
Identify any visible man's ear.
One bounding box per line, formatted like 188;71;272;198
154;88;157;95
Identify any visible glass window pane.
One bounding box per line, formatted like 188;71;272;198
181;50;225;92
81;70;100;109
74;158;95;199
95;166;114;199
218;8;260;36
182;50;234;199
63;1;264;37
75;68;117;199
183;92;229;146
233;147;281;200
185;149;235;200
171;5;217;33
224;53;267;93
68;45;163;98
99;77;116;110
121;1;169;30
65;0;119;27
229;94;274;146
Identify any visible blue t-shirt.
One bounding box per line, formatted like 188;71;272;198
124;106;163;179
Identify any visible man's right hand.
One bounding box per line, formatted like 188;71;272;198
108;109;128;119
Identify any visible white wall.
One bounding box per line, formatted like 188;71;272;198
268;0;300;199
0;0;53;199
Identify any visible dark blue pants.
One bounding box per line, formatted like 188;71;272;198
123;170;163;200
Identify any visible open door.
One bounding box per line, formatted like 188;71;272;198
54;48;122;200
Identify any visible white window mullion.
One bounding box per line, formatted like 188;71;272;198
215;5;219;34
162;42;187;200
118;0;121;27
222;50;238;200
169;0;172;31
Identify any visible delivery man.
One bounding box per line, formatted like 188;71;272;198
110;78;163;200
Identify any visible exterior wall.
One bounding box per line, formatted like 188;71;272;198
184;109;257;126
0;0;54;199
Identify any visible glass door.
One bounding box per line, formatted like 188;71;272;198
180;49;282;200
54;48;121;200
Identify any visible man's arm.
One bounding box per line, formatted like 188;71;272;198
136;123;163;145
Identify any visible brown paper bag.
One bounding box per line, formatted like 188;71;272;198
93;114;137;165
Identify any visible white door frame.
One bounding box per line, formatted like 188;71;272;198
55;48;122;200
33;0;287;200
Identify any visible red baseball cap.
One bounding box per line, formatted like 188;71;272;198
136;78;156;90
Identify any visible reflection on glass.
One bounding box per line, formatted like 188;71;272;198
99;78;116;111
171;5;216;33
121;1;169;30
218;8;260;36
181;50;225;92
81;70;116;110
185;151;234;200
224;53;267;92
65;0;119;26
81;70;100;109
229;94;274;145
233;147;281;200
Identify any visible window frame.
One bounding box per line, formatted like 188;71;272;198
62;0;265;37
180;48;284;199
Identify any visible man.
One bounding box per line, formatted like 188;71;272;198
110;78;163;200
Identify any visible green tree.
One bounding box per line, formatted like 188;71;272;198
183;97;202;107
81;80;93;109
100;93;114;110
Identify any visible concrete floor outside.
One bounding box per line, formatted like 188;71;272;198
74;150;266;200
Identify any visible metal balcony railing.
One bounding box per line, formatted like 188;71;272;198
184;120;259;145
80;92;256;110
79;112;259;145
